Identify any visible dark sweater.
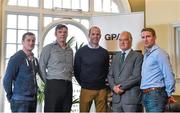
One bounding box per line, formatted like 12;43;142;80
74;45;109;90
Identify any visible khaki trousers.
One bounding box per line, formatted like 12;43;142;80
80;88;107;112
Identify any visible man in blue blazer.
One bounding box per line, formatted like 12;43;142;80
108;31;143;112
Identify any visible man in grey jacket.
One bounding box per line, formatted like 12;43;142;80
39;24;73;112
108;31;143;112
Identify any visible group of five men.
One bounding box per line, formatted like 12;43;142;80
3;24;175;112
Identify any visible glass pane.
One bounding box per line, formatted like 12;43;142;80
44;17;53;27
54;18;61;21
8;0;17;5
67;24;88;52
5;59;10;68
72;0;80;9
4;94;11;113
6;44;17;58
18;0;28;6
18;15;27;29
32;45;38;58
7;14;17;28
28;0;39;7
73;18;80;22
28;16;38;30
29;30;38;44
53;0;62;8
17;44;22;51
94;0;102;12
44;0;52;9
63;0;71;9
81;0;88;11
6;29;17;43
81;19;89;29
103;0;111;12
44;28;56;46
112;1;119;13
18;30;27;43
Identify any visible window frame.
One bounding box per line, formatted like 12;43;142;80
169;23;180;78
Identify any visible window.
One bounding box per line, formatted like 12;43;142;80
94;0;119;13
175;27;180;77
44;0;89;11
6;14;39;62
8;0;39;7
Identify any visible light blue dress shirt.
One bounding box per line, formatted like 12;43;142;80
140;45;175;96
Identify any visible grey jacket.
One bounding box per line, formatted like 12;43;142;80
108;50;143;104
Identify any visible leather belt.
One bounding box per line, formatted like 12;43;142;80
142;87;164;93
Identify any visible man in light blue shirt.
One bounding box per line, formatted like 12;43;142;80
140;28;176;112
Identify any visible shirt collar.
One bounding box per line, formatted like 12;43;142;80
53;40;69;49
120;48;131;55
145;44;159;54
88;43;100;49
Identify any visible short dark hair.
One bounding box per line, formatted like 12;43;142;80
22;32;35;41
55;24;68;32
141;28;156;37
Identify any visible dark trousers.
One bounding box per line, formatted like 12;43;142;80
44;79;72;112
10;99;37;112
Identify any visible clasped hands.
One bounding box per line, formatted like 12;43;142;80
113;84;124;94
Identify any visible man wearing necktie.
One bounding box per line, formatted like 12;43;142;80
108;31;143;112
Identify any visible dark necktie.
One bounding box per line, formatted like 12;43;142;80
120;52;126;65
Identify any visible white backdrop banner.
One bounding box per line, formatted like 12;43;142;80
90;12;144;52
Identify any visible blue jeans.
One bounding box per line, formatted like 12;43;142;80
10;99;37;112
142;89;168;112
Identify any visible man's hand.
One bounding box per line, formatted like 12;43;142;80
168;96;176;104
113;84;124;94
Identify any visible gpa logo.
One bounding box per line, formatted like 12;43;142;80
104;33;120;40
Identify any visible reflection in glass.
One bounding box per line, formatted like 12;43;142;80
6;29;17;43
6;44;16;58
7;14;17;28
29;16;38;30
18;15;27;29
